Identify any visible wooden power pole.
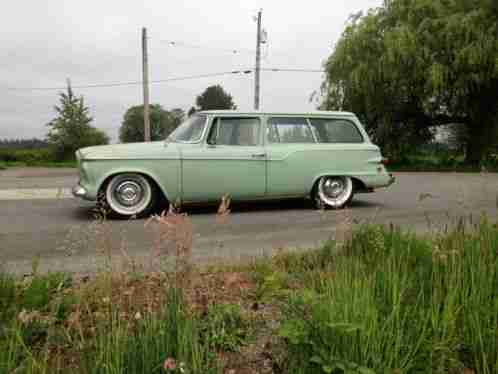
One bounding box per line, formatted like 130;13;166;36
142;27;151;142
254;9;262;110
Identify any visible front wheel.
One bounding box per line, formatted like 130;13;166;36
103;173;157;218
315;176;354;209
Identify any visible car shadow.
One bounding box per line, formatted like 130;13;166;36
72;197;384;221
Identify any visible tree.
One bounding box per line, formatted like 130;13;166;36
0;138;49;149
46;82;109;160
119;105;184;143
321;0;498;164
194;85;237;111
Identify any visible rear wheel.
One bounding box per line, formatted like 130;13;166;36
315;176;354;209
103;173;157;218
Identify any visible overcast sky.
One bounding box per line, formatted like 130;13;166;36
1;0;382;142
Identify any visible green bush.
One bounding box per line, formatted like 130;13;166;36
0;148;56;165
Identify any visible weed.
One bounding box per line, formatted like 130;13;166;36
0;271;16;323
20;273;71;311
201;303;249;352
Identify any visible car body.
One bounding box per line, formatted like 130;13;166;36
73;110;395;217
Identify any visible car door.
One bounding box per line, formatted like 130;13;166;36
181;116;266;202
265;116;318;196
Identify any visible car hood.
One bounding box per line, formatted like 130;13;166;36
77;141;179;160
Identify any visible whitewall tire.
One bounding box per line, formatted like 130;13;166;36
104;173;156;218
316;176;354;209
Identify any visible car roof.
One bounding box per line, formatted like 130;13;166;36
198;110;355;117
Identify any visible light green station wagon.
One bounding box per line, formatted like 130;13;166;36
73;111;395;217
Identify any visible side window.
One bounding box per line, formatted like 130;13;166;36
208;117;260;146
308;118;364;143
267;117;315;144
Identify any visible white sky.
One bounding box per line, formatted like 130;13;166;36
0;0;382;142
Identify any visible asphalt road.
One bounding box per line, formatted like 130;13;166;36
0;167;497;275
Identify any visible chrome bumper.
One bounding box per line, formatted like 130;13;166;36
72;184;87;198
388;173;396;185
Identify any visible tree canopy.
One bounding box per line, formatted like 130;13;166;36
321;0;498;164
46;83;109;160
195;85;237;111
119;105;184;143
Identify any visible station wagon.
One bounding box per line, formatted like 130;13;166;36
72;111;395;217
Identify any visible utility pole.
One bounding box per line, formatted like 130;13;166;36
254;9;262;110
142;27;151;142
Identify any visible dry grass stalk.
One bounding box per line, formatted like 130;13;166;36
334;207;353;247
145;204;193;289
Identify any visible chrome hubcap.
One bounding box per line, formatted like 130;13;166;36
323;179;345;198
115;181;143;207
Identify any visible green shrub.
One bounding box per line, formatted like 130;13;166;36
0;148;56;165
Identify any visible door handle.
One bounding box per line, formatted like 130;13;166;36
251;153;266;158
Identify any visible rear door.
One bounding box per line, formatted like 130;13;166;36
265;116;317;196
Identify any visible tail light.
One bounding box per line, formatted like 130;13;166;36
381;158;390;165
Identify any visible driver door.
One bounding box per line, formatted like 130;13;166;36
181;116;266;202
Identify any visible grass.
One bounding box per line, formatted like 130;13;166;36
273;220;498;373
1;208;497;373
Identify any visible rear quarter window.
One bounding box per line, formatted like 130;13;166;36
267;117;315;144
309;118;364;143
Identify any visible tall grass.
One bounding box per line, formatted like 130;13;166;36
82;287;216;374
279;218;498;373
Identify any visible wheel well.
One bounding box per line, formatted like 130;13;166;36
352;177;367;192
310;176;366;198
100;172;169;204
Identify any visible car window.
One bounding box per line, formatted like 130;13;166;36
267;117;315;143
167;114;207;142
308;118;363;143
208;117;260;146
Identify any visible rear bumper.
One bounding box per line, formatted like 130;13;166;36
388;173;396;186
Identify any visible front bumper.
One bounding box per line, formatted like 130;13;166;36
72;183;87;198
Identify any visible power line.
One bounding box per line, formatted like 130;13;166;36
261;68;325;73
154;39;254;55
3;70;254;91
2;67;323;92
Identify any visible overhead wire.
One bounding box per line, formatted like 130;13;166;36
154;38;255;55
2;70;254;91
2;67;324;92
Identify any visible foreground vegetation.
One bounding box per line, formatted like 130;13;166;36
1;210;497;373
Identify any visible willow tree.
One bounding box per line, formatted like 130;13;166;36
322;0;498;164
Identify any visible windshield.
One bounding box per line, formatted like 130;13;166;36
167;114;207;143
